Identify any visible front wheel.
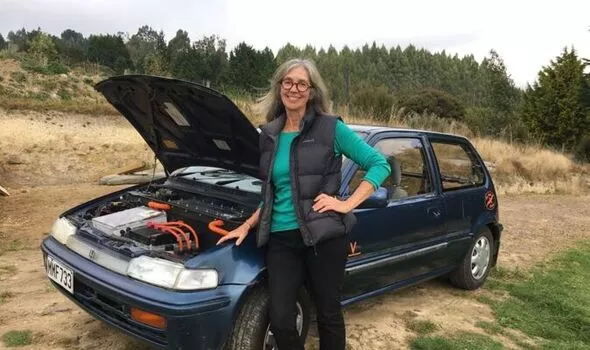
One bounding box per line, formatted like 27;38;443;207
225;286;310;350
449;228;494;290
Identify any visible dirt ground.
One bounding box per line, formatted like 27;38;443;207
0;184;588;350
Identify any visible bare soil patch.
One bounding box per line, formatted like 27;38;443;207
0;184;588;349
0;110;155;188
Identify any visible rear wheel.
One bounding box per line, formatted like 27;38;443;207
225;286;310;350
449;228;494;290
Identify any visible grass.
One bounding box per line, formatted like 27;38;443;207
481;241;590;348
0;239;29;255
0;291;14;304
405;319;439;335
1;330;33;347
0;96;117;115
475;321;505;336
410;332;504;350
0;264;17;274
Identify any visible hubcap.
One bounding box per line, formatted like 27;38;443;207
471;236;491;280
263;301;304;350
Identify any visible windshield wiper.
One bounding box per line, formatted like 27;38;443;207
171;168;234;177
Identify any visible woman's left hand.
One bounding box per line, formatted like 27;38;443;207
313;193;352;214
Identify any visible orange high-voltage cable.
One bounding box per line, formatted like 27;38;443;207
147;221;185;252
208;219;230;236
159;221;199;249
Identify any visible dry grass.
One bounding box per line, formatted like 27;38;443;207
473;138;588;195
0;97;117;115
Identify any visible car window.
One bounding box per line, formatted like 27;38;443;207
347;137;433;201
430;141;485;191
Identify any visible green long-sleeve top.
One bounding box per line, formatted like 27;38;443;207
267;120;391;233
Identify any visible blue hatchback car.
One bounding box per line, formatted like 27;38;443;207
41;76;502;350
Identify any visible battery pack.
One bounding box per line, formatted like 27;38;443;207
91;206;167;236
122;226;178;247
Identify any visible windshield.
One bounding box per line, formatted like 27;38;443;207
171;131;367;188
169;166;262;193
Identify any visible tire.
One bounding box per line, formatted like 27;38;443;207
449;227;494;290
225;286;311;350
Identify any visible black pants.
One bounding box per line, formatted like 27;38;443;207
266;229;348;350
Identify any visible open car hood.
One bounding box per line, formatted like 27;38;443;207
95;75;260;177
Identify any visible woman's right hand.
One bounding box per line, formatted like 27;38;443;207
216;223;250;246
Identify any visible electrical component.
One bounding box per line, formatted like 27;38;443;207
91;206;167;237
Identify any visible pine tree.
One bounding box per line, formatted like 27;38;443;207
520;48;590;149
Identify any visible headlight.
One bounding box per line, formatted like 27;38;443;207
127;256;218;290
50;217;77;245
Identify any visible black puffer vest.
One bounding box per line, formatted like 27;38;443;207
256;110;357;248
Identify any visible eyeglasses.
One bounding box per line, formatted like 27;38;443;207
280;79;312;92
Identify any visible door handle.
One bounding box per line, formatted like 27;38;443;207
428;207;441;219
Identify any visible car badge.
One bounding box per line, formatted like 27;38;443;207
88;249;97;260
484;191;496;210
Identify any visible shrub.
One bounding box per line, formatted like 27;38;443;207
40;79;59;92
464;107;530;141
574;135;590;163
351;86;396;121
396;88;465;120
46;61;69;75
1;330;32;347
10;71;26;83
57;88;72;100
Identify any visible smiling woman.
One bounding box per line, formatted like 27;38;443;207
217;59;391;350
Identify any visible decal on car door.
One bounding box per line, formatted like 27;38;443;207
484;191;496;210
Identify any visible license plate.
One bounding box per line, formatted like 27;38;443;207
46;255;74;294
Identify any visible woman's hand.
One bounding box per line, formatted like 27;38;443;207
216;222;250;246
313;193;352;214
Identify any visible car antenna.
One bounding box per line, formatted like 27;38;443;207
145;154;158;192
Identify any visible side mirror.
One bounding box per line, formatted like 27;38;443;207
357;187;388;209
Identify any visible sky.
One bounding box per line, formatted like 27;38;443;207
1;0;589;87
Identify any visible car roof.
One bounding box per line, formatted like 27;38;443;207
348;124;469;142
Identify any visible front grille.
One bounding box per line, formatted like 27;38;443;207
71;279;167;346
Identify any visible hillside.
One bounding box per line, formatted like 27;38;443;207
0;58;588;195
0;59;115;115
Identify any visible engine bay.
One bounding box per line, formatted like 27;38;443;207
67;183;259;261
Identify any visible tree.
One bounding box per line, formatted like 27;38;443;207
275;43;301;65
55;29;88;64
126;25;168;74
0;34;6;50
473;50;522;136
520;48;590;149
87;34;132;74
228;42;275;92
168;29;191;76
7;27;41;52
397;88;466;120
27;32;57;67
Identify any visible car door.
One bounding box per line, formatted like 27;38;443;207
428;137;489;266
340;133;448;301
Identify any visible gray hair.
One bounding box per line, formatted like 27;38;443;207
256;58;331;122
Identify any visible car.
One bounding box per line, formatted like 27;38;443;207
41;75;503;350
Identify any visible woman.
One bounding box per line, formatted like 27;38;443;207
217;59;390;350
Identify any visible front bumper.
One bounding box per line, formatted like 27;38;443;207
41;237;248;349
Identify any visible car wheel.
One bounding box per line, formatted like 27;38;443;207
449;227;494;290
225;286;311;350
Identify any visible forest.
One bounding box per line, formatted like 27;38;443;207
0;26;588;161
